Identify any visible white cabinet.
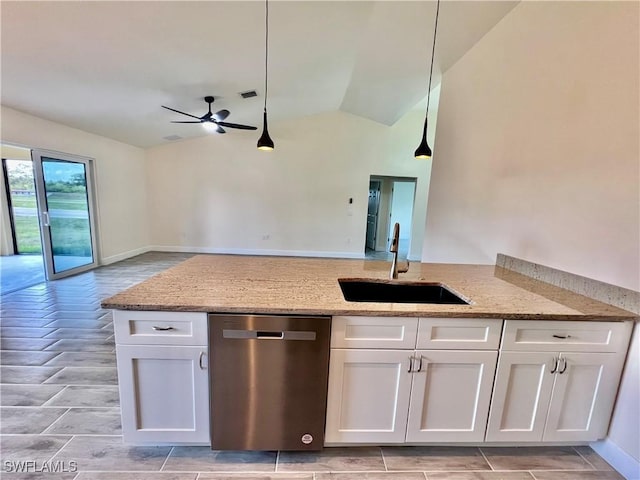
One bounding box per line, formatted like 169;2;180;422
485;351;556;442
406;350;497;442
325;349;413;443
331;316;419;350
116;344;209;444
325;316;501;445
417;318;502;350
544;352;625;442
114;310;209;445
486;320;632;443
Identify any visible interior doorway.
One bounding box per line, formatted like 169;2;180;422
364;175;416;260
366;180;381;251
1;145;99;294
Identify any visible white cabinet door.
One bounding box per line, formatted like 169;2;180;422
116;345;209;444
486;351;556;442
405;350;497;442
325;349;413;444
543;352;625;442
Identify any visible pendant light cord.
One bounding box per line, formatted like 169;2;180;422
264;0;269;114
423;0;440;132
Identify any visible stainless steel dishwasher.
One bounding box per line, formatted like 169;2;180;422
208;314;331;451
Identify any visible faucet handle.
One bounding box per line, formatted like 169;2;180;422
398;260;410;274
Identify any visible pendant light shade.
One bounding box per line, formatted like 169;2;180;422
414;126;432;159
415;0;440;160
257;0;274;151
257;110;274;150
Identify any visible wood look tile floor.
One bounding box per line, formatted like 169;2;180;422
0;252;626;479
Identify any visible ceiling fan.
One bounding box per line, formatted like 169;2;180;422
161;96;257;134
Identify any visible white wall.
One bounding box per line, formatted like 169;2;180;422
424;1;639;292
424;1;639;475
390;181;415;241
0;106;150;263
146;106;434;260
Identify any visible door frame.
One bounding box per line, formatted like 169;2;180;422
31;148;100;280
368;175;417;255
1;158;20;255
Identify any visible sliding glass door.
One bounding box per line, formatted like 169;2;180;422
32;150;98;280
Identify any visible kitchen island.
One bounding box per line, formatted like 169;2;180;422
102;255;636;448
102;254;635;320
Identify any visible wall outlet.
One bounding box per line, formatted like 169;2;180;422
262;234;270;240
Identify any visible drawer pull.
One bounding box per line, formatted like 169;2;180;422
152;326;175;331
550;357;559;374
552;334;571;339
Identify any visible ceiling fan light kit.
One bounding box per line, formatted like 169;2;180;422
415;0;440;160
257;0;274;151
161;96;257;135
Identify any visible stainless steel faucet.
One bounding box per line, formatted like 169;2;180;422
389;222;409;279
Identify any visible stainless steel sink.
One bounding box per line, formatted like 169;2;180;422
338;278;469;304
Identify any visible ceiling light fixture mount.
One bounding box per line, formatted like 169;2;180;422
415;0;441;160
257;0;274;151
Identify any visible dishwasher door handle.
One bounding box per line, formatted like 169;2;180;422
223;329;317;341
257;331;284;339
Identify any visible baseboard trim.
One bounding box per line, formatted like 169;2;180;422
149;245;365;260
100;246;151;265
592;438;640;480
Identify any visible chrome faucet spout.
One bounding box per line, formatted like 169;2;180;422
389;223;409;279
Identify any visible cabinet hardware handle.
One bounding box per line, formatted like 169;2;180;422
416;355;424;373
408;356;414;373
552;334;571;339
550;357;559;374
199;351;207;370
152;326;175;331
559;357;567;374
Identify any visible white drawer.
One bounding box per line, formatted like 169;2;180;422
114;310;208;346
331;316;418;349
501;320;632;353
417;318;503;350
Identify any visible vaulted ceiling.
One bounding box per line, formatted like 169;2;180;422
1;1;518;148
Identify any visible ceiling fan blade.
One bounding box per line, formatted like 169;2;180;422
161;105;202;120
213;109;230;121
217;121;258;131
216;126;226;134
171;121;203;123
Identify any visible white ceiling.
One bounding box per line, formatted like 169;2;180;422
1;1;518;148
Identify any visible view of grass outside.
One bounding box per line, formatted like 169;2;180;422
13;214;42;254
6;159;92;257
6;160;41;254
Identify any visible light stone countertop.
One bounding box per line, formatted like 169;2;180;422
101;255;637;321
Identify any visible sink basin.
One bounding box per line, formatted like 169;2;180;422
338;278;469;304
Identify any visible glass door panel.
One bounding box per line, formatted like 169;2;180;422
32;150;98;280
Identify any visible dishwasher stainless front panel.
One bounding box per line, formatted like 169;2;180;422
208;314;331;451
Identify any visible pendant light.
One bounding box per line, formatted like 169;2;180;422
257;0;274;151
415;0;441;160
